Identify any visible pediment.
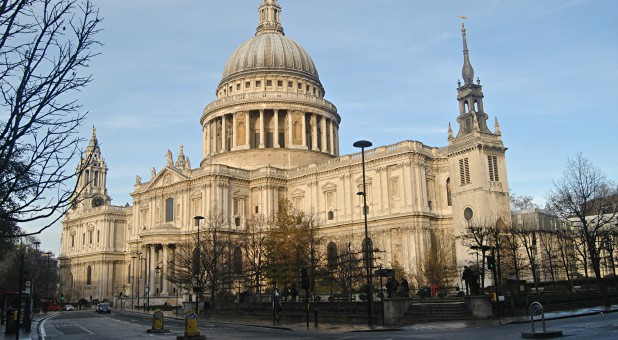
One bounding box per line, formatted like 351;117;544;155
291;188;305;198
322;182;337;192
147;166;188;190
355;176;373;185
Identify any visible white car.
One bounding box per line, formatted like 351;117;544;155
62;304;75;311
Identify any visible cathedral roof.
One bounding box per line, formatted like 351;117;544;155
219;0;320;85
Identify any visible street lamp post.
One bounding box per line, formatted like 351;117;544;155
131;254;137;309
44;252;53;301
135;250;143;310
194;215;204;314
353;139;373;327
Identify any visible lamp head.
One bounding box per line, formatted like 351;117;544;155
353;140;372;149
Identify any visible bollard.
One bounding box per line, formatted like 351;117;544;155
176;310;205;340
147;309;170;333
314;308;318;327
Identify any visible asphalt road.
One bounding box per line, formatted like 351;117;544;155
38;309;618;339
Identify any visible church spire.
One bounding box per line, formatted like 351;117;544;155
256;0;284;36
460;15;474;85
86;126;100;156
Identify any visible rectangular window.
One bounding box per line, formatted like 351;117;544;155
236;83;240;91
266;80;272;87
246;81;250;89
277;80;283;87
459;158;470;185
165;198;174;222
298;82;302;89
488;155;499;181
89;230;93;244
71;234;75;247
82;233;85;245
256;80;261;87
288;81;293;88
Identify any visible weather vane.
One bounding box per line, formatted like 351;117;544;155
459;13;468;25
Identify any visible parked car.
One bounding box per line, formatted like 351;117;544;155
62;304;75;311
95;303;111;313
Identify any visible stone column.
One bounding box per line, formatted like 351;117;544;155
149;245;155;295
246;111;251;149
162;245;169;295
202;123;208;158
301;112;307;148
311;114;318;151
329;119;335;155
287;111;293;146
232;113;237;150
274;109;280;148
321;116;327;152
221;115;227;153
259;109;265;148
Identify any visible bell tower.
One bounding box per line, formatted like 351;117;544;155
73;126;111;210
447;19;511;268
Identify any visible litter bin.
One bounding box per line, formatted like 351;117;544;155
4;309;17;334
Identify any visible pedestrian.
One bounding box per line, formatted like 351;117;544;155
272;288;282;323
290;285;298;302
462;266;473;295
400;277;410;297
203;300;211;318
386;277;399;298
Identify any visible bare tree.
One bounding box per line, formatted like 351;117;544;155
0;0;101;236
538;230;559;290
166;207;232;309
460;218;492;288
242;213;268;300
555;227;578;290
201;207;232;308
331;238;364;297
502;223;526;281
421;229;457;292
546;154;618;306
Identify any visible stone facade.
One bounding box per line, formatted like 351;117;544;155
59;1;510;304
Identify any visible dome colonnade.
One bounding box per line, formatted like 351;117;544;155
200;0;340;169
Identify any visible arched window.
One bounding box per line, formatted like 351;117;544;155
233;247;243;275
362;238;374;270
86;265;92;285
327;242;338;271
446;178;452;207
165;198;174;222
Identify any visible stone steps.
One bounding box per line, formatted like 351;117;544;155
401;301;474;323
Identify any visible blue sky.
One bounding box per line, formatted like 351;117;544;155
29;0;618;254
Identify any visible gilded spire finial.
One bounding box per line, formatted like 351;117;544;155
460;14;475;85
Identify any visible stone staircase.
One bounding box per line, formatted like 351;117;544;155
399;300;474;324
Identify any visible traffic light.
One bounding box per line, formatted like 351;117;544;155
300;268;309;290
486;255;496;271
60;294;64;302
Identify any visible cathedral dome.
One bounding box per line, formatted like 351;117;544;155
220;33;320;85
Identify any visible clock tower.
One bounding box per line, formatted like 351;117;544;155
73;126;111;210
447;20;511;268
